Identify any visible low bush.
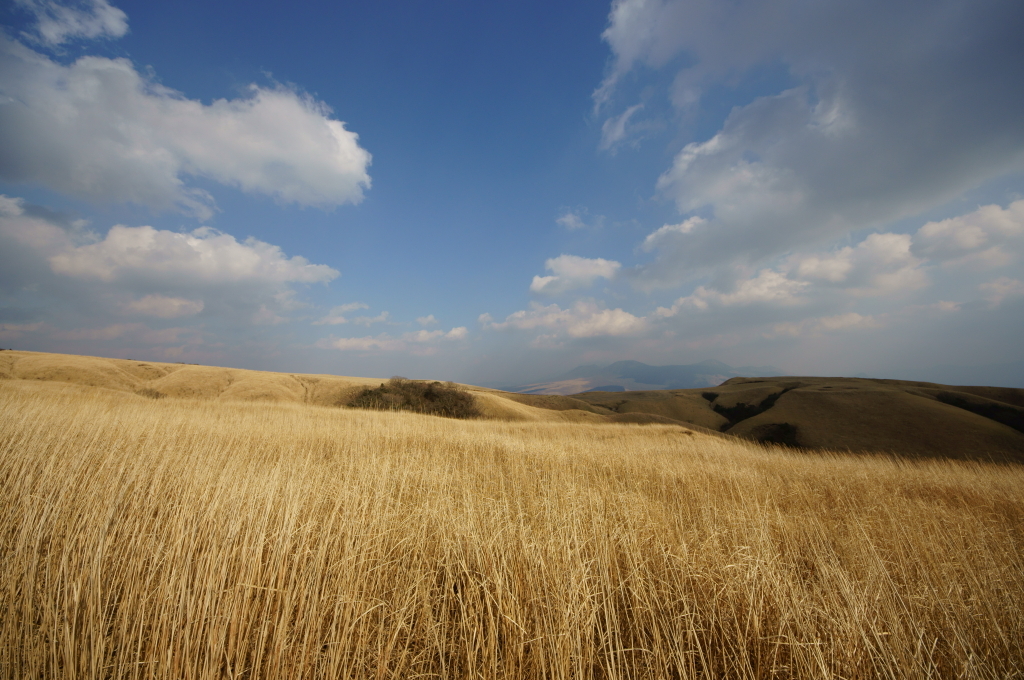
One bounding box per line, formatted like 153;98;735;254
348;377;479;419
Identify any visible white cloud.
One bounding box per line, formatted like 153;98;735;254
768;313;880;339
0;322;44;340
598;0;1024;278
252;305;287;326
416;314;438;326
0;195;25;216
314;302;369;325
479;200;1024;360
790;232;927;296
0;36;371;217
530;254;621;295
317;326;467;352
599;103;643;151
816;312;879;332
979;277;1024;308
555;208;603;231
16;0;128;46
715;269;807;306
49;225;338;285
483;300;646;338
0;194;77;252
556;211;586;230
0;194;340;331
656;269;808;316
353;311;390;326
913;200;1024;267
316;334;405;352
641;216;705;251
404;329;444;343
122;294;203;318
403;327;468;343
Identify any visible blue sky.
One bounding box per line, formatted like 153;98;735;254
1;0;1023;386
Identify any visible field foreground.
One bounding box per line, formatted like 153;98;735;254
2;379;1024;678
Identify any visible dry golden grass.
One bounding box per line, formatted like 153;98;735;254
2;378;1024;679
0;349;606;423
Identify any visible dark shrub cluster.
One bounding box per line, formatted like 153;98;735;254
134;388;166;400
348;377;480;419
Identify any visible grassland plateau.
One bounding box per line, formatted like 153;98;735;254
1;350;1023;678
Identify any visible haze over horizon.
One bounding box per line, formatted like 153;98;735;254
2;0;1022;387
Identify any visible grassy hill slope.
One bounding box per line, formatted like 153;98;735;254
2;377;1023;678
0;350;662;426
561;377;1024;462
3;350;1022;461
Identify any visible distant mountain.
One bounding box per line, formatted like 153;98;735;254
503;360;781;395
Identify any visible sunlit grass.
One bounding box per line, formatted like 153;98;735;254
2;379;1022;678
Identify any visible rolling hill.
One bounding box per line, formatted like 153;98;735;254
557;377;1024;462
2;350;1022;462
0;349;681;426
502;359;780;394
5;356;1023;677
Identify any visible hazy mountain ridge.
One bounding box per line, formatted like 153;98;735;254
504;360;781;395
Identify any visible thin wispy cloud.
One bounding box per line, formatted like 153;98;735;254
15;0;128;45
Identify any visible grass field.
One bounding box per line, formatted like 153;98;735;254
2;377;1024;679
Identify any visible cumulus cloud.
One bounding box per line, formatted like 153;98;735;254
504;198;1021;355
313;303;369;326
556;211;586;230
121;294;204;318
655;269;808;315
530;254;621;295
649;229;928;324
49;225;338;285
0;36;372;217
15;0;128;46
482;300;647;338
317;326;468;352
768;313;881;339
317;335;405;352
790;233;927;296
416;314;438;326
353;311;390;327
979;277;1024;308
404;327;468;342
913;200;1024;268
555;207;604;231
0;194;340;334
597;0;1024;277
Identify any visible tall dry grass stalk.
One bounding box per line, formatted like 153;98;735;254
1;379;1023;679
